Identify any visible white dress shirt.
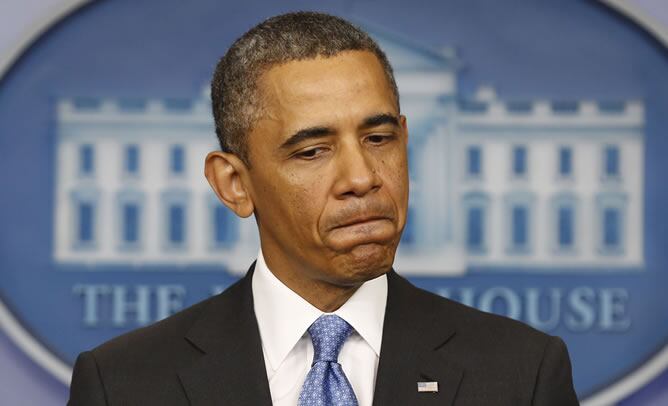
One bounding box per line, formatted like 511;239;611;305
252;250;388;406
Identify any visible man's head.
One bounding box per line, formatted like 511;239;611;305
205;12;408;297
210;11;400;166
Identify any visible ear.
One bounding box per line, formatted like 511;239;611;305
204;151;255;218
399;114;409;145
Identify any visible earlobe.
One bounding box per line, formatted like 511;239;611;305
204;151;255;218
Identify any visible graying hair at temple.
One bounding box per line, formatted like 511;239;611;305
210;11;400;166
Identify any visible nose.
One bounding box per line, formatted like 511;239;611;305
332;141;382;198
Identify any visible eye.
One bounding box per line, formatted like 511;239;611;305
366;134;396;145
293;146;328;160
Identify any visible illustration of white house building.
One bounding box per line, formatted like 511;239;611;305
52;30;645;275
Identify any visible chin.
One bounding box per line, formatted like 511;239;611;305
332;243;396;285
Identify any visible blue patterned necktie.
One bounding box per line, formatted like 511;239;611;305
298;314;359;406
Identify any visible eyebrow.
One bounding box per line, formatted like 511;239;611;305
280;126;334;149
360;113;400;129
279;112;400;149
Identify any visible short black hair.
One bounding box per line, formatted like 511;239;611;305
210;11;399;166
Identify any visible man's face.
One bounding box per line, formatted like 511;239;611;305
245;50;408;287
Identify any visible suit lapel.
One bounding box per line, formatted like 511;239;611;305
176;265;463;405
178;264;273;406
372;271;464;406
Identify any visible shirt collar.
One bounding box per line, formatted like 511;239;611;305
252;249;388;372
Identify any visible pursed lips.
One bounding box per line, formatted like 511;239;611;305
324;211;398;249
330;214;392;230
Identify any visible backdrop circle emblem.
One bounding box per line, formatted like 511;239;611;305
0;2;667;404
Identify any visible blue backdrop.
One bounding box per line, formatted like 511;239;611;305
1;1;668;404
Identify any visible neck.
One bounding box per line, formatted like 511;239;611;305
260;250;362;313
284;273;361;312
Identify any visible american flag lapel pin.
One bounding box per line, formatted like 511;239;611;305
417;381;439;393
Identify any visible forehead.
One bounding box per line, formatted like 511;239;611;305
257;50;397;122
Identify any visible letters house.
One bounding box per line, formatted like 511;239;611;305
53;30;645;274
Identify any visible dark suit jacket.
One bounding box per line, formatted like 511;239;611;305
68;266;579;405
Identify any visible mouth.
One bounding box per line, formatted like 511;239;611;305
331;215;391;230
324;213;397;251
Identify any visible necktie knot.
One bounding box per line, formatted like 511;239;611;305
308;314;353;365
299;314;358;405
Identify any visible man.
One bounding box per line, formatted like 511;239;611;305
68;11;579;406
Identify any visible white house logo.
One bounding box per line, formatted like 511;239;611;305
0;1;667;404
53;64;645;274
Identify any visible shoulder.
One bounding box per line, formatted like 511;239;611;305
435;290;549;347
89;272;248;361
69;294;218;405
389;270;560;362
87;293;215;373
85;273;247;377
68;274;253;404
389;273;577;403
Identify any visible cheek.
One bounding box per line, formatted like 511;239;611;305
381;151;409;197
378;152;409;226
277;171;329;236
